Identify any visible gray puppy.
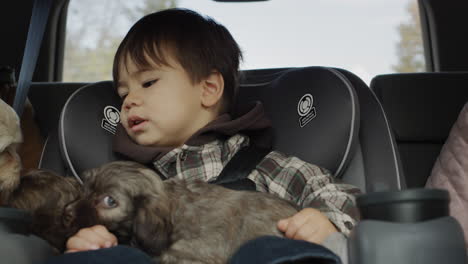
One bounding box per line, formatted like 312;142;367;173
64;161;299;264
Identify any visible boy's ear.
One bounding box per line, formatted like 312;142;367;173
200;71;224;108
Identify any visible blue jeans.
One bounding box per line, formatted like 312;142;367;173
43;236;341;264
229;236;342;264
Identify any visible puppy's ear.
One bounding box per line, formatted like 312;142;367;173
131;195;172;256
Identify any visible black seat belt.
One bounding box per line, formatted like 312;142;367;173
209;143;270;191
13;0;53;117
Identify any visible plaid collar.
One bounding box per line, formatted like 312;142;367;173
152;134;249;181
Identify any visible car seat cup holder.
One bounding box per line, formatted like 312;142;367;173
0;207;32;235
349;188;467;264
356;188;449;223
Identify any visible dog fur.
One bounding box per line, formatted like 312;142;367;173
0;98;23;202
0;67;44;172
6;169;81;252
65;161;299;264
0;97;81;252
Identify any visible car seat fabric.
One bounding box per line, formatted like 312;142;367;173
58;81;124;182
33;83;89;177
29;82;88;138
426;101;468;247
371;72;468;188
239;67;360;180
38;127;67;176
242;68;405;192
336;69;405;192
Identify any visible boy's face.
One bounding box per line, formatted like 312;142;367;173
116;54;208;148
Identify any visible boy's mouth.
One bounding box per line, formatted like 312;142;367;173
128;116;147;131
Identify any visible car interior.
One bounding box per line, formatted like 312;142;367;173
1;0;468;263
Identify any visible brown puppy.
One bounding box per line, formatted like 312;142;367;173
65;161;299;264
0;66;44;172
7;170;81;252
0;97;81;252
0;98;22;202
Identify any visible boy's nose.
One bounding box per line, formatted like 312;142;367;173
123;94;142;110
123;100;135;111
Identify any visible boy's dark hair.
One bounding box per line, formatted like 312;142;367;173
113;8;243;114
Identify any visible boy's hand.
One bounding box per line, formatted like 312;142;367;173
277;208;338;244
66;225;118;253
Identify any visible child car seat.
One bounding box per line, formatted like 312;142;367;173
41;67;366;189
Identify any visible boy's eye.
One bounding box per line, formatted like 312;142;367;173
142;79;158;88
117;88;128;99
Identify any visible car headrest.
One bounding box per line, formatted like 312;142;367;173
59;81;122;182
59;66;360;181
239;67;360;177
371;73;468;142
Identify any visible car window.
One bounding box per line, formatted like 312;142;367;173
63;0;424;84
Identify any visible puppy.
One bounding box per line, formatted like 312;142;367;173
64;161;299;264
6;170;81;252
0;97;81;252
0;66;44;172
0;98;22;202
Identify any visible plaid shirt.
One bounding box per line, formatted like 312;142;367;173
152;134;361;236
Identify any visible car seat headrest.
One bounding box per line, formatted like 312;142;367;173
59;81;122;182
239;67;360;177
59;67;360;181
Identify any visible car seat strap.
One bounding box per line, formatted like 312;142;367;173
13;0;53;117
209;143;270;191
